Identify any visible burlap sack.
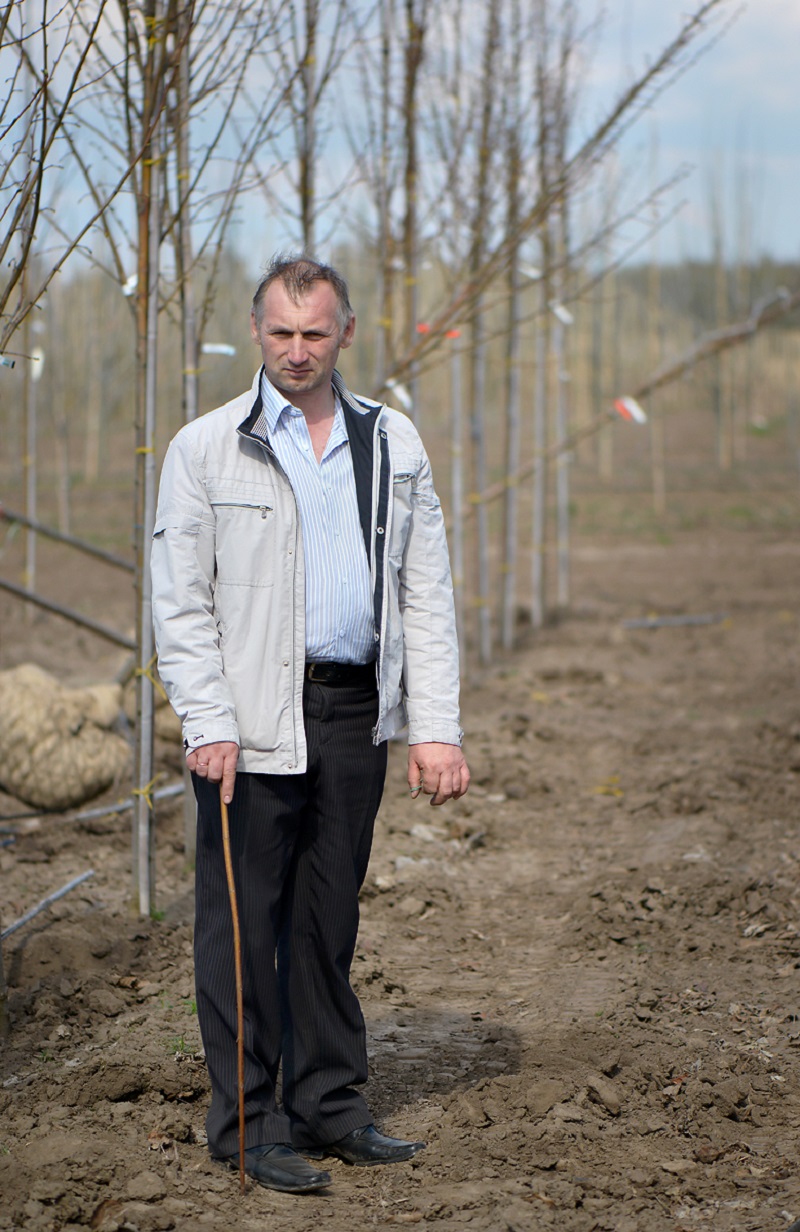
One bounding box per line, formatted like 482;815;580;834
0;664;131;810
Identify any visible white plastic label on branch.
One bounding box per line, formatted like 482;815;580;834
613;396;647;425
201;343;237;356
385;379;413;412
549;302;574;326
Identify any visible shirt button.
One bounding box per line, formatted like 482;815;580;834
283;660;289;667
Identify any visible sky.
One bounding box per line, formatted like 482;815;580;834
6;0;797;286
578;0;800;262
230;0;800;269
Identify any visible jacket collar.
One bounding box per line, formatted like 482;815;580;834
236;369;268;443
236;367;383;445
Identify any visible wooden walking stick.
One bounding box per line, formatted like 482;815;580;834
219;784;246;1194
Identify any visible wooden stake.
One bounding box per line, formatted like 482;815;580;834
220;785;246;1194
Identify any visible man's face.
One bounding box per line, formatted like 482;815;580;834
250;280;355;405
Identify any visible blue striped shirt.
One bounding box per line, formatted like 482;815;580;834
258;371;375;664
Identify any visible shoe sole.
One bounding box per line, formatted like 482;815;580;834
300;1146;423;1167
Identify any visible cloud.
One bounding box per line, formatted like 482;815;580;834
577;0;800;257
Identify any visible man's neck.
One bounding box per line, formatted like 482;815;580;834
294;384;336;427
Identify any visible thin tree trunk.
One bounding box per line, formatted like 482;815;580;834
589;259;604;470
531;0;550;629
648;155;666;516
176;4;199;865
24;316;37;618
552;220;570;611
733;181;752;462
469;0;500;664
300;0;317;253
709;167;732;471
600;263;621;482
134;112;161;918
84;311;103;483
402;0;425;420
449;328;465;656
54;391;71;534
531;249;548;630
21;17;37;619
502;260;522;650
132;0;164;917
501;0;523;652
374;0;395;387
552;4;575;613
470;312;491;663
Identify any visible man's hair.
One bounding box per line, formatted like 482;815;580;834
252;253;354;336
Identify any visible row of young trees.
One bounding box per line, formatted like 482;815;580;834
3;0;798;913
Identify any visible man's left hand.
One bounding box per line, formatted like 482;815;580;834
408;742;470;806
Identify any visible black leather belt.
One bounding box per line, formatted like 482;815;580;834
305;661;376;686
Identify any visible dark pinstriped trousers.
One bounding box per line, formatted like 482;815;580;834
192;678;387;1159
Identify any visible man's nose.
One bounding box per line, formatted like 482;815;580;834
287;334;307;364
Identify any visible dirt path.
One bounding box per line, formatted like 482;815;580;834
1;527;799;1232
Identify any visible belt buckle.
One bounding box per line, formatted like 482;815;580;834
306;662;328;683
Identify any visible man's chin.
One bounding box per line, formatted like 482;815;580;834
272;373;326;399
275;370;314;387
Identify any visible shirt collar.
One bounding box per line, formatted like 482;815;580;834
258;368;346;440
259;369;295;435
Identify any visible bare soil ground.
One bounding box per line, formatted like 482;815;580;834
1;503;800;1232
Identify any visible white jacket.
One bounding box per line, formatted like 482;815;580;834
151;370;463;774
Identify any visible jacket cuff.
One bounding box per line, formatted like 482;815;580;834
407;722;463;747
183;722;240;752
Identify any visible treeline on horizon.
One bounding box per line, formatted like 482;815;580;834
3;249;798;458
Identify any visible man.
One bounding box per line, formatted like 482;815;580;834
151;255;469;1195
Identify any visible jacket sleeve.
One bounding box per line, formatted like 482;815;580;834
150;430;240;751
398;443;464;747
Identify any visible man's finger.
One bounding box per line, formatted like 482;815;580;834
449;767;469;800
424;773;444;803
221;754;237;805
408;756;424;798
430;773;452;806
433;766;470;804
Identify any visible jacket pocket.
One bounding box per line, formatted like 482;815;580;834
209;492;278;587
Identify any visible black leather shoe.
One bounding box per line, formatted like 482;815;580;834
226;1144;332;1193
303;1124;426;1166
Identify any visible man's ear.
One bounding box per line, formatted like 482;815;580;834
250;309;259;343
339;313;356;350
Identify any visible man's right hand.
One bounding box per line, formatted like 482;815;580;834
187;741;239;804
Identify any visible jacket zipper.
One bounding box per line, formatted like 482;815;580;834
211;501;271;518
372;415;391;738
